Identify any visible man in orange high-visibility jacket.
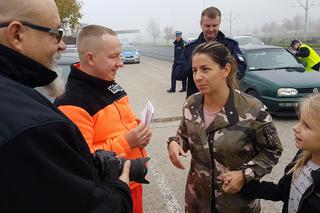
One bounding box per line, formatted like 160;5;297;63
55;25;152;213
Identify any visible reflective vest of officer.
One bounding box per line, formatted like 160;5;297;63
298;44;320;69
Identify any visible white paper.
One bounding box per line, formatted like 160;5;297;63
140;101;155;127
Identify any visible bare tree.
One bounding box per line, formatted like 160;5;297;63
315;18;320;34
292;15;304;34
261;23;272;35
163;26;174;46
281;18;293;33
251;28;260;35
269;21;281;34
146;19;161;44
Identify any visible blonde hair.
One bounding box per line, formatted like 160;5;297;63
289;93;320;176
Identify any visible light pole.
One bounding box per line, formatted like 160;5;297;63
224;10;239;36
293;0;319;40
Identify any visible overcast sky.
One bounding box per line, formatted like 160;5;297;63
80;0;320;40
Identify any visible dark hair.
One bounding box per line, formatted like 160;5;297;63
192;41;238;89
201;7;221;19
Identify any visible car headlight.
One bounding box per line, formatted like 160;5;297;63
277;88;298;97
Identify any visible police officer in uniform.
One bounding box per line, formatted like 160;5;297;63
167;31;187;93
174;7;247;98
290;39;320;71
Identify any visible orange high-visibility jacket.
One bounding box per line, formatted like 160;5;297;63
55;63;147;190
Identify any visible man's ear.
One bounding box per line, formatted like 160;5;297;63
85;52;95;66
4;21;24;51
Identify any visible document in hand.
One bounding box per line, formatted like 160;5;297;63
140;101;155;127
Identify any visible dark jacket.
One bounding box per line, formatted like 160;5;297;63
241;150;320;213
0;44;132;213
295;46;310;58
173;38;186;63
174;31;247;98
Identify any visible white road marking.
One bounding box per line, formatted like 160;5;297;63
148;159;182;213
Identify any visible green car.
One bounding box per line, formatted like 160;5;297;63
239;45;320;116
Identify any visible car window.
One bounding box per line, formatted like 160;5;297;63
246;48;304;70
235;36;264;45
122;47;137;52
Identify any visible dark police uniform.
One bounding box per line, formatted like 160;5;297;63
168;37;187;92
174;31;247;98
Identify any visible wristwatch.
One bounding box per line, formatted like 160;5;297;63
240;164;255;184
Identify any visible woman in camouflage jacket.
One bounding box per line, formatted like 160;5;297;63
167;42;283;213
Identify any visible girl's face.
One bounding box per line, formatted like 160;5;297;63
293;115;320;152
192;53;230;95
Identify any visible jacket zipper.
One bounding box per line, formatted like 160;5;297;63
113;102;145;158
297;183;314;212
207;134;216;212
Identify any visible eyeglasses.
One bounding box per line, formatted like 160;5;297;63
0;21;63;43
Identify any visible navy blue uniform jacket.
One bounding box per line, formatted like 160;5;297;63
174;31;247;98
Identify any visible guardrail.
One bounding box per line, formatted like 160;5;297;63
136;45;174;62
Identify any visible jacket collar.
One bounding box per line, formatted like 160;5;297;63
189;89;239;132
69;63;122;93
174;39;184;45
197;31;226;43
0;44;57;88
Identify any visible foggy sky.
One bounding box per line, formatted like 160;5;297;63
80;0;320;39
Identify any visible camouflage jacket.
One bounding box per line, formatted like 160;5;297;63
173;90;283;213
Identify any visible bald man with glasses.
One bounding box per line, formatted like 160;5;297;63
0;0;133;212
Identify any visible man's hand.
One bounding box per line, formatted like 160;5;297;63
168;141;187;170
124;123;152;149
288;48;297;55
222;170;245;193
119;160;131;185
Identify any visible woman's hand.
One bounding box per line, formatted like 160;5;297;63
168;141;187;170
222;170;245;193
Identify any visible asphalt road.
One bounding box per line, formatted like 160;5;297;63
116;56;299;213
